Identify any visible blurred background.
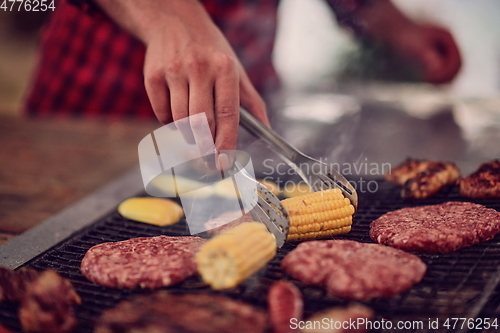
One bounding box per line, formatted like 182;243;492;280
1;0;500;243
276;0;500;96
3;0;500;116
0;9;45;115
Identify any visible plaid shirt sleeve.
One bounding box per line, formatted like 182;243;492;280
24;0;280;119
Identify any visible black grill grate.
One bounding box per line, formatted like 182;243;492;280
1;179;500;333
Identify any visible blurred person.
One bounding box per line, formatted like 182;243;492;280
23;0;461;168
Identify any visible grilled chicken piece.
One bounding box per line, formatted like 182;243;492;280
459;160;500;198
19;270;81;333
0;267;39;302
386;159;460;199
0;267;80;333
95;291;267;333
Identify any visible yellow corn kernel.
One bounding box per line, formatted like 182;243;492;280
282;182;312;198
196;222;277;290
118;197;184;226
281;188;354;241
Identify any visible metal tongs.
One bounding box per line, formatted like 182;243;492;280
238;108;358;248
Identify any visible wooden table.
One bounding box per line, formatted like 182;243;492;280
0;115;158;245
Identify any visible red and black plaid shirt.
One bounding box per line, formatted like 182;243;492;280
24;0;360;119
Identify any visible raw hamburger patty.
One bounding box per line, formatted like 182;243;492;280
95;291;267;333
281;240;426;300
81;236;206;288
370;202;500;253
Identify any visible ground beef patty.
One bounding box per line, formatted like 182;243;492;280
281;240;426;300
370;202;500;253
81;236;206;288
95;291;267;333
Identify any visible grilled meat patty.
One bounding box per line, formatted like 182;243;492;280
386;158;460;199
267;280;303;333
95;291;267;333
459;160;500;198
81;236;206;289
281;240;426;300
370;201;500;253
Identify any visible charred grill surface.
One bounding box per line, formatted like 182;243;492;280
1;179;500;333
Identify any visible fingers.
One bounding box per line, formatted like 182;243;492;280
145;47;267;172
144;69;173;124
189;73;217;157
169;78;196;144
213;57;240;170
240;73;269;127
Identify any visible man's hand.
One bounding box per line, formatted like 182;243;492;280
95;0;269;170
328;0;461;84
388;23;461;84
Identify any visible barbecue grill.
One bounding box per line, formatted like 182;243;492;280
1;175;499;333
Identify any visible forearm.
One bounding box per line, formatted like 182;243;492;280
92;0;215;45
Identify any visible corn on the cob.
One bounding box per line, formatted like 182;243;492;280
282;182;312;198
281;188;354;241
118;197;184;226
196;222;277;290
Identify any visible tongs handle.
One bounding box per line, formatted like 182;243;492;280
239;108;297;162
